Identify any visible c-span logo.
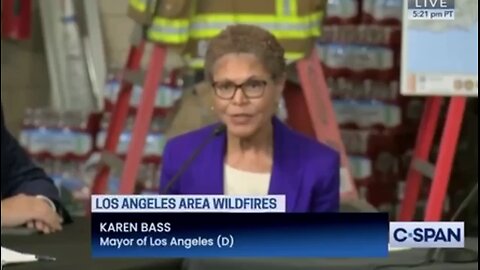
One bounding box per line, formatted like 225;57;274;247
390;222;464;248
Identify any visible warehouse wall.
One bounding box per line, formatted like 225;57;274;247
1;3;50;136
1;0;133;135
99;0;135;69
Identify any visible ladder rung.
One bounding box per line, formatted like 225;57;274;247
100;151;124;173
412;158;435;179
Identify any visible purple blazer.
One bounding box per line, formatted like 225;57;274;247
159;117;340;212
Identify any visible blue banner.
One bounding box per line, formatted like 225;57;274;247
91;213;389;258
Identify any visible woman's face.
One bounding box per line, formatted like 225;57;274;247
211;53;283;138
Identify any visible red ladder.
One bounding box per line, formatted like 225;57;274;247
91;25;167;195
296;50;357;201
398;96;467;221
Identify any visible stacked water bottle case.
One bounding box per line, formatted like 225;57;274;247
100;72;183;162
19;71;184;214
19;108;100;214
321;0;423;214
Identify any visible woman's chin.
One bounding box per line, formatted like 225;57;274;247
226;124;258;138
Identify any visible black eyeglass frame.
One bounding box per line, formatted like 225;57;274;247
211;79;269;100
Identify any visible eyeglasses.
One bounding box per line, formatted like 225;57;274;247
212;79;268;100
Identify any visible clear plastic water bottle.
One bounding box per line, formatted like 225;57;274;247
96;113;110;150
70;111;92;158
19;108;35;151
118;116;134;155
30;108;51;157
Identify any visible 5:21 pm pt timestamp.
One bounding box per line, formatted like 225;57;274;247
412;10;429;19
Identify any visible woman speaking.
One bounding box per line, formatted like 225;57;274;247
159;24;340;212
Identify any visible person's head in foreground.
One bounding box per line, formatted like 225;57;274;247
160;24;340;212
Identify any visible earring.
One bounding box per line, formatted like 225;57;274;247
277;100;283;109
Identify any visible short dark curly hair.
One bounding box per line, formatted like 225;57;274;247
204;24;286;83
